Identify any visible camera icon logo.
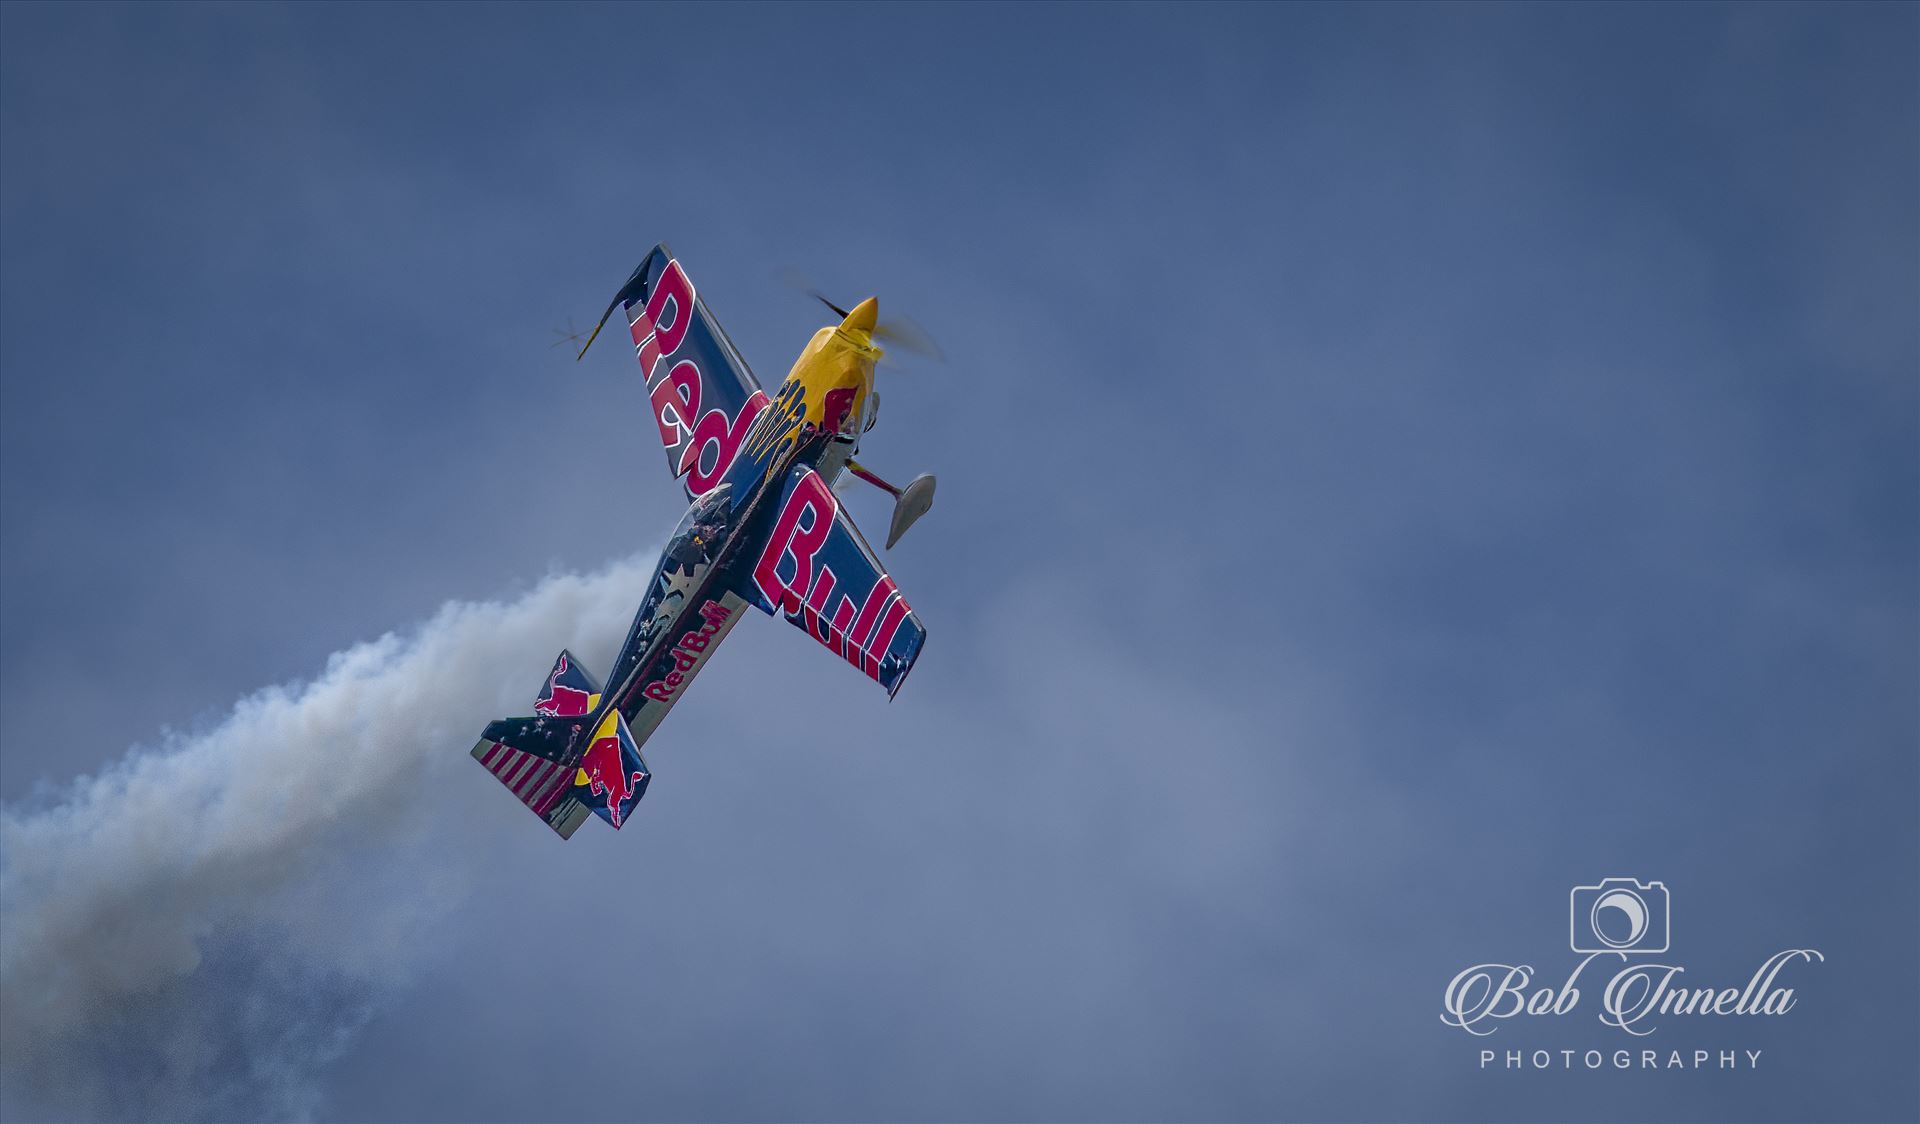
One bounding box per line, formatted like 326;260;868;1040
1570;877;1670;954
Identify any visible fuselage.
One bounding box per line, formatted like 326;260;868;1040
575;300;885;750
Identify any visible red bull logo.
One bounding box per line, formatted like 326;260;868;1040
534;655;592;717
822;385;858;435
578;733;646;828
642;601;734;702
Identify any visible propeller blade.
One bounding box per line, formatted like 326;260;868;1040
779;264;942;365
779;266;850;319
874;314;944;363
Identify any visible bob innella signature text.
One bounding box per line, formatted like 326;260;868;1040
1442;950;1824;1036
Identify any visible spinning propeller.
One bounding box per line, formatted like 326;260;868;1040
778;268;945;368
550;316;591;352
806;291;946;364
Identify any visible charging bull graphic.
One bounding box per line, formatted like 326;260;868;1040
468;244;933;839
578;732;648;829
534;655;593;717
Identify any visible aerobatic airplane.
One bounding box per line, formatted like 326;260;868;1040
469;244;934;838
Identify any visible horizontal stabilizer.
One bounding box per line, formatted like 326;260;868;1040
479;715;584;763
472;716;591;839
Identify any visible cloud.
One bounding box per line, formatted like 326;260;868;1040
0;556;654;1122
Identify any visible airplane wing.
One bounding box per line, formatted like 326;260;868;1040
737;466;927;698
591;244;771;497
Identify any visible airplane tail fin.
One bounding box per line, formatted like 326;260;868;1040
469;649;625;840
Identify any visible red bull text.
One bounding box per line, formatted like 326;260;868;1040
641;601;735;702
630;257;771;494
752;471;914;683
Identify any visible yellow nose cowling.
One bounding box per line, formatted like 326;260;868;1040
841;296;879;337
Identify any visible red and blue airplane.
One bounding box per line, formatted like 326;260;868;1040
469;245;934;838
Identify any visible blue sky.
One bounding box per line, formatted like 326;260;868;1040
1;3;1914;1121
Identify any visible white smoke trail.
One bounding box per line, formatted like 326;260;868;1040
0;555;654;1122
